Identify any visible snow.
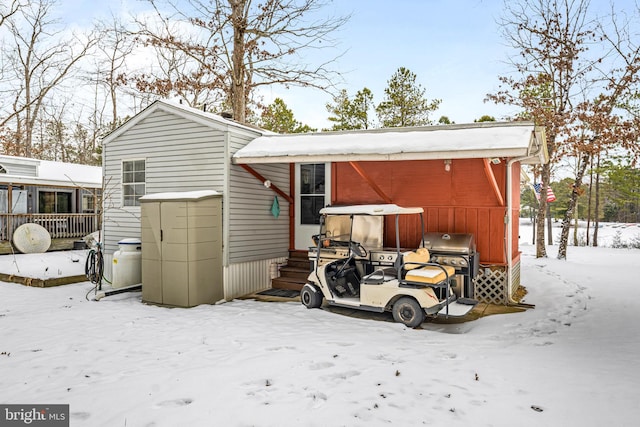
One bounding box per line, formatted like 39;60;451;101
1;223;639;426
320;204;424;215
139;190;221;201
233;123;542;163
0;250;86;280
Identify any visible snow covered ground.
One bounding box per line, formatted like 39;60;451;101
1;222;639;426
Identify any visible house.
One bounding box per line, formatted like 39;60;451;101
100;100;289;300
102;99;548;304
0;154;102;251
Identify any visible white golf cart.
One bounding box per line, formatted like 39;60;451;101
300;204;478;328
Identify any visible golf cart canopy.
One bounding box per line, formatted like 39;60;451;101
319;204;424;216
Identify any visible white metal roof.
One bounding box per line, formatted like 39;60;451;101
232;122;548;164
320;204;424;216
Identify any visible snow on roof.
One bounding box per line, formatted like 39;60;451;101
233;122;547;164
0;155;102;188
320;204;424;215
139;190;221;202
37;159;102;187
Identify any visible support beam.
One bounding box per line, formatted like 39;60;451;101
239;164;294;204
483;158;505;207
348;161;392;203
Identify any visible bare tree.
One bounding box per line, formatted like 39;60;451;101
134;0;349;122
0;0;96;157
0;0;21;28
488;0;640;259
93;15;137;130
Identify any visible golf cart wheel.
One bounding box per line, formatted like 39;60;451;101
301;284;323;309
392;297;425;328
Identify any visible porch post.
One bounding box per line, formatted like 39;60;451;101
7;184;13;242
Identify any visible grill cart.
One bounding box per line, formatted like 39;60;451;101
301;204;478;328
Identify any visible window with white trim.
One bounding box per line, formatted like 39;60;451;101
122;160;145;206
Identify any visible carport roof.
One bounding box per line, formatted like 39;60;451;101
232;122;548;165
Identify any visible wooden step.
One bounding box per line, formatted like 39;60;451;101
271;275;306;291
284;258;311;271
279;265;310;281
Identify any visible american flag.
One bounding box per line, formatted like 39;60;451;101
533;183;556;202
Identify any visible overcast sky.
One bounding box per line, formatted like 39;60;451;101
56;0;637;130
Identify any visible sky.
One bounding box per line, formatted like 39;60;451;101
53;0;636;130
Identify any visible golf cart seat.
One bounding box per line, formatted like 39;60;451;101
402;248;456;285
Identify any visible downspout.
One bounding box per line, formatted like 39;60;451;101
506;155;537;304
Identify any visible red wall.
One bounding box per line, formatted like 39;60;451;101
331;159;520;265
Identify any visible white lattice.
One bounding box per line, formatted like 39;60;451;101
474;266;507;305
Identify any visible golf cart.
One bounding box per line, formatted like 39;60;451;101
300;204;478;328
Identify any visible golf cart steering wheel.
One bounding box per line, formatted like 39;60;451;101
350;241;367;257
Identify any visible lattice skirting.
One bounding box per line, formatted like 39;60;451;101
472;260;520;305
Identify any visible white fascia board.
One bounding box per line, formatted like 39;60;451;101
233;147;532;164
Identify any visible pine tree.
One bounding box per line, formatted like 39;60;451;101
375;67;441;127
259;98;316;134
325;87;374;131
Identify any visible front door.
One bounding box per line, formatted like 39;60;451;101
295;163;331;250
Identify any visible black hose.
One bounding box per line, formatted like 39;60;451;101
85;248;104;287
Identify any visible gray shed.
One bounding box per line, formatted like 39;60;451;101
101;100;290;300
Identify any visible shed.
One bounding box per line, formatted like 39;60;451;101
140;190;223;307
232;122;548;304
101;99;290;300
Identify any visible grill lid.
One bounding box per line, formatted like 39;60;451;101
422;232;476;254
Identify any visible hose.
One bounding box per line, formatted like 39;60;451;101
85;248;104;285
85;247;105;300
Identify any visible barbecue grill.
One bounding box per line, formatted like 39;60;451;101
422;232;479;298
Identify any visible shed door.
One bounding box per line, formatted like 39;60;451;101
295;163;331;250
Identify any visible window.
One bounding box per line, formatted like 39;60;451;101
39;191;72;213
122;160;145;207
82;193;95;213
300;163;325;225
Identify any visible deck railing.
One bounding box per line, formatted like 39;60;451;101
0;213;100;241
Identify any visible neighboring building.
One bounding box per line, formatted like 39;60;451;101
102;99;548;304
0;154;102;245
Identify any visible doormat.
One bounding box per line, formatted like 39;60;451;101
256;289;300;298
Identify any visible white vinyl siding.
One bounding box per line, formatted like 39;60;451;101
103;108;231;254
103;101;291;298
226;133;290;264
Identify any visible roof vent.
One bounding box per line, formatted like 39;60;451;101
221;112;233;119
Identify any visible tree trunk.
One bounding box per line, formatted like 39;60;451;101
586;153;593;246
593;153;601;247
573;199;578;246
536;163;550;258
230;0;247;122
558;152;590;259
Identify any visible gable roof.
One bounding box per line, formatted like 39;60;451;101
0;155;102;189
101;99;269;145
232;122;548;165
